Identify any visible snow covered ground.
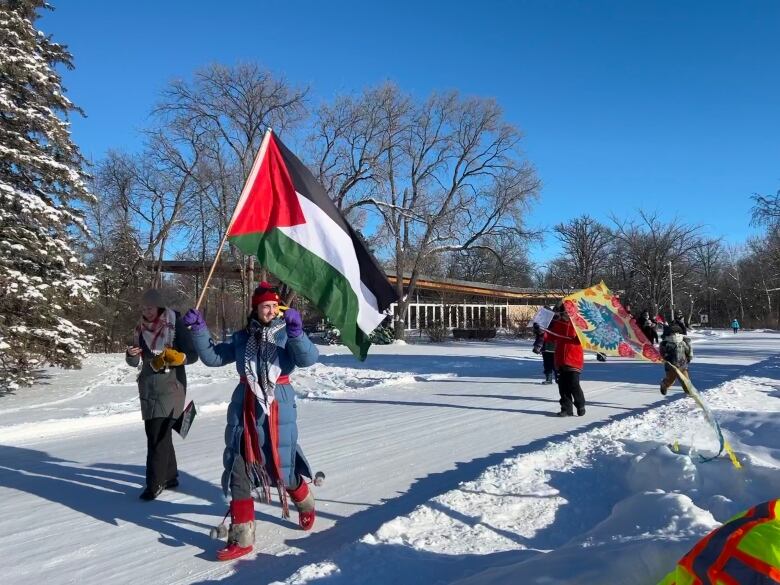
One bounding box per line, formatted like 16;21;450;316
0;330;778;584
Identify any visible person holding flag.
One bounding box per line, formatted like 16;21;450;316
181;129;396;562
183;282;319;561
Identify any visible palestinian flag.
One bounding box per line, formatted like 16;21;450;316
227;130;398;359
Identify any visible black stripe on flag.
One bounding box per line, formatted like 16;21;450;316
274;135;398;312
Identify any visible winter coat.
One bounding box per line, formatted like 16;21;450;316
125;312;198;421
639;317;658;344
672;317;688;335
190;320;319;495
731;319;740;329
660;333;692;371
549;319;584;371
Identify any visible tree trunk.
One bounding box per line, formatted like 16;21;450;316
393;247;406;339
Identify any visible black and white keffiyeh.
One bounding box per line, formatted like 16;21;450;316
244;319;286;415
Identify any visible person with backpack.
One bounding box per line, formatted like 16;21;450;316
731;318;740;334
659;323;693;396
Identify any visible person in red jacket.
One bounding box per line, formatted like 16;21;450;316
548;306;586;417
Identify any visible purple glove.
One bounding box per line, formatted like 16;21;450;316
283;308;303;338
183;308;207;333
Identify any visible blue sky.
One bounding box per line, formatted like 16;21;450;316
42;1;780;264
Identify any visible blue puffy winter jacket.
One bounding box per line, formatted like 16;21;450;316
191;320;319;495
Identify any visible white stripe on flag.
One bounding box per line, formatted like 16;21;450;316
279;193;386;335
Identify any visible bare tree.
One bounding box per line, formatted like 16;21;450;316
334;90;540;338
86;155;145;351
136;128;204;285
722;245;748;323
689;238;722;323
88;64;309;337
751;189;780;228
553;215;612;288
534;257;577;296
446;236;533;286
156;63;309;309
610;212;704;317
308;84;400;218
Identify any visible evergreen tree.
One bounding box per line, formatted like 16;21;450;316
0;0;96;390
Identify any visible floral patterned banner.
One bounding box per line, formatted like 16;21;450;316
562;281;741;469
562;281;662;361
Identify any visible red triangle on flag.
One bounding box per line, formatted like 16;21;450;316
228;134;306;236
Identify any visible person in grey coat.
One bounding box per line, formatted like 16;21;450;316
183;281;319;561
126;288;198;501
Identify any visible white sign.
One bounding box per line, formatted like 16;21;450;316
700;314;709;324
531;307;555;329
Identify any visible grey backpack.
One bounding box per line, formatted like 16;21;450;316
663;339;688;366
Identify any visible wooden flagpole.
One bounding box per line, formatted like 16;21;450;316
195;128;274;310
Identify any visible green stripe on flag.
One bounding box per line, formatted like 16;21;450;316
230;230;373;360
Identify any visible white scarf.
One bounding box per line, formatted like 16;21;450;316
134;308;176;355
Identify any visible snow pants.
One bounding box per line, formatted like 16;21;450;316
230;452;253;501
542;352;557;380
557;369;585;414
661;367;689;393
230;450;303;501
144;417;178;489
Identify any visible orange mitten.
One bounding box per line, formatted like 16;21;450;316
163;348;186;367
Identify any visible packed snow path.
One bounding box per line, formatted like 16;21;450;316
0;331;777;584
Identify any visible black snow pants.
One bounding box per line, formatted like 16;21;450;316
542;352;557;380
557;369;585;414
144;417;178;489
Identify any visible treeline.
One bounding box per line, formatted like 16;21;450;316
538;209;780;328
50;61;780;354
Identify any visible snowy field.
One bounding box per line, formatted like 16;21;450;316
0;330;778;584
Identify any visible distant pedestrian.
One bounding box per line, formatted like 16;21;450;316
659;323;693;396
548;306;586;416
532;322;557;384
638;311;659;345
672;309;688;335
731;318;740;334
542;330;558;384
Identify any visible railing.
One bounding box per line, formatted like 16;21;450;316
390;302;510;330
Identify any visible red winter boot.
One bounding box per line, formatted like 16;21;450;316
216;499;255;561
288;479;316;531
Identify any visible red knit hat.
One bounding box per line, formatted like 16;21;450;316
251;281;280;307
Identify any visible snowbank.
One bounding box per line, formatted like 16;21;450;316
281;375;780;585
